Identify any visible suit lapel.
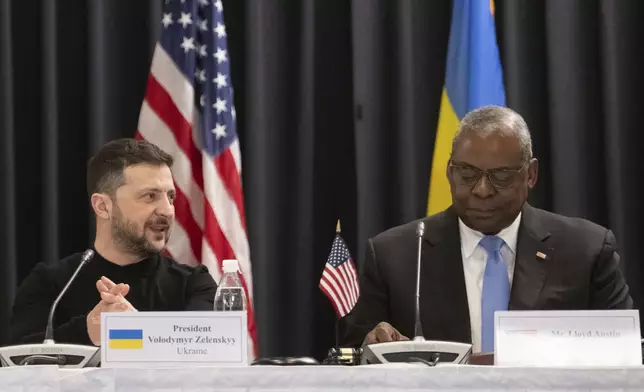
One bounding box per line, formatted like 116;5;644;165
422;207;471;344
510;204;552;310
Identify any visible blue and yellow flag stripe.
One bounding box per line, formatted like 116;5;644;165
108;329;143;349
427;0;506;215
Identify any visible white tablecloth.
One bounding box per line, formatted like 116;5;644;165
2;364;644;392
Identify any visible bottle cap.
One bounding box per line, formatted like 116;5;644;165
222;259;239;273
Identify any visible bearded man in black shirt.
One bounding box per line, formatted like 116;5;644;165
10;138;217;346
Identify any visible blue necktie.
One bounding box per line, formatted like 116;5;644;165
479;235;509;352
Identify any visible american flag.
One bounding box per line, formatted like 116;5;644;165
319;231;360;318
135;0;256;359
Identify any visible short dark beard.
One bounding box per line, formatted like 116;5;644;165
111;205;162;258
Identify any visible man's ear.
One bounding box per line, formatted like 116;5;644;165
527;158;539;189
446;158;455;184
91;193;112;220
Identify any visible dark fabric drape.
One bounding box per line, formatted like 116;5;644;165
351;0;450;254
244;0;451;358
497;0;644;309
0;0;159;345
244;0;357;357
2;0;644;361
0;0;17;347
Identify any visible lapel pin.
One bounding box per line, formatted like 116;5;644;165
536;251;547;260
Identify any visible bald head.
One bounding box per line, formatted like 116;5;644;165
452;106;533;163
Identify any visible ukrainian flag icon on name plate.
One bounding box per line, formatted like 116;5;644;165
108;329;144;349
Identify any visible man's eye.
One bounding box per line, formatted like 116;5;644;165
492;172;513;182
459;168;478;179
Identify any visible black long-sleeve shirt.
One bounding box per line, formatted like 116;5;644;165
10;249;218;345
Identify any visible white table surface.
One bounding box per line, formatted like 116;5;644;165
2;363;644;392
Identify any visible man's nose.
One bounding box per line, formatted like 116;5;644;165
471;174;495;198
156;195;175;217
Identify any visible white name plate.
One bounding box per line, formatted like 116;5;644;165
100;311;248;368
494;310;641;367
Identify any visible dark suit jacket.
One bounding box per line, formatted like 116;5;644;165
339;204;633;347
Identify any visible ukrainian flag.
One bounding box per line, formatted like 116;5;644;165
108;329;143;349
427;0;506;215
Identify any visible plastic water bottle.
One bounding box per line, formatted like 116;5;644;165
214;259;247;311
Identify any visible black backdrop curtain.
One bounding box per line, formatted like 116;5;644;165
1;0;644;361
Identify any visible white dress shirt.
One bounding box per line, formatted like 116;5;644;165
458;212;522;353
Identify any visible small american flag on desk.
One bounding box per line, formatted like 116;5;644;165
319;221;360;318
135;0;257;359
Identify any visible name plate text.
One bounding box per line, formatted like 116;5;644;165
494;310;641;367
100;311;248;368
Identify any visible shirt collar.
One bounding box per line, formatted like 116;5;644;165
458;211;522;259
